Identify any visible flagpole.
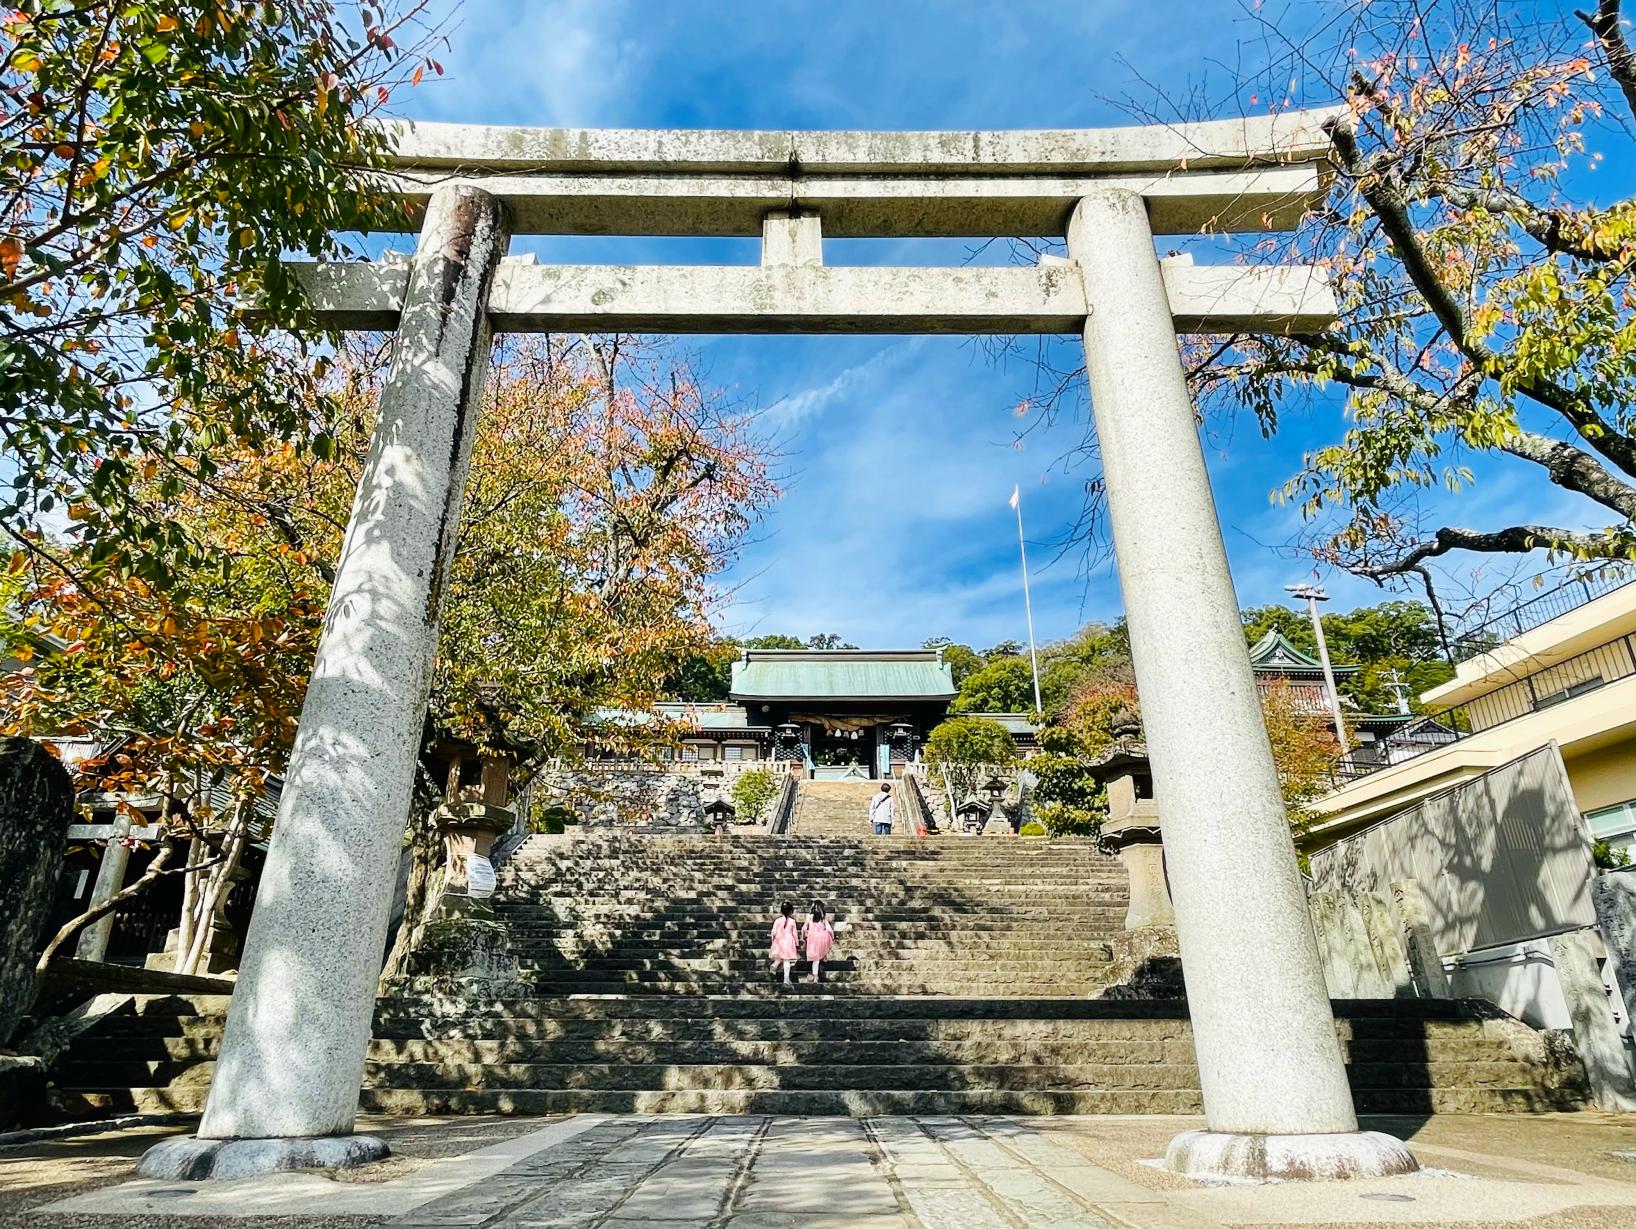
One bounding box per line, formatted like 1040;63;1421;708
1012;487;1043;714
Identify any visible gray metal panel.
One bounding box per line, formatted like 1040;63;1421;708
1309;744;1596;954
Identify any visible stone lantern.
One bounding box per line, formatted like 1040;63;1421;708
1088;743;1173;930
434;743;516;901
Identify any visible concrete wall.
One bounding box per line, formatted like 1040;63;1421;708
1566;736;1636;815
1447;938;1574;1030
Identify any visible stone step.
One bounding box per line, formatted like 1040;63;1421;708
505;956;1116;973
528;982;1108;998
348;1085;1571;1116
68;1082;1583;1119
76;1034;1540;1067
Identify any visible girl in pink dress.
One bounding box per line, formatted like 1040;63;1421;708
803;902;835;984
769;899;800;986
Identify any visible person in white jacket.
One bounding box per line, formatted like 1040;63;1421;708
868;782;894;836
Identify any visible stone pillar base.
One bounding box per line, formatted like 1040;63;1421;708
137;1134;389;1181
1164;1129;1418;1183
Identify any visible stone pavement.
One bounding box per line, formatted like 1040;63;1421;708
19;1112;1636;1229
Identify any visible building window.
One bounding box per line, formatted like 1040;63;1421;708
680;745;700;762
1533;675;1605;711
1587;798;1636;856
722;744;745;761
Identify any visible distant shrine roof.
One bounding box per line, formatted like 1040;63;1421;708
730;649;957;702
1247;629;1357;677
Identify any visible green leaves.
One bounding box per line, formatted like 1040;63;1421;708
0;1;417;578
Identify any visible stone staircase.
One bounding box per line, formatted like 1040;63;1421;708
48;834;1591;1118
788;779;885;838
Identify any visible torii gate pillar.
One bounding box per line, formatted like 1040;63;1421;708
1068;190;1415;1180
139;183;510;1180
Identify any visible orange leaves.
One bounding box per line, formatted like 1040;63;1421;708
0;235;21;278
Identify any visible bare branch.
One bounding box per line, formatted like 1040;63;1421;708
1356;523;1636;579
1580;0;1636;119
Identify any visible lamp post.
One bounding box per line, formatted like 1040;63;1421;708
1285;583;1348;750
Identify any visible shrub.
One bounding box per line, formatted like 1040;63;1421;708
532;804;574;835
924;716;1017;804
731;767;779;824
1029;724;1108;837
1019;821;1047;837
1594;839;1632;872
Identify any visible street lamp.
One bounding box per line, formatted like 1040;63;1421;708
1284;582;1349;749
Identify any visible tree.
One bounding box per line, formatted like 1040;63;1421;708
1030;726;1125;838
666;643;738;702
3;334;777;978
730;767;779;825
0;0;440;582
1049;666;1341;835
951;657;1037;715
805;632;857;650
923;715;1017;808
1242;600;1455;712
1259;681;1347;834
922;638;984;687
743;634;804;650
1187;0;1636;583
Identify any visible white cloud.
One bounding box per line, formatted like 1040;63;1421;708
407;0;641;126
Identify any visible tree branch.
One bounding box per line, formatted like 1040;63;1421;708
1498;430;1636;518
1579;0;1636;120
30;842;175;1008
1325;105;1636;482
1355;523;1636;579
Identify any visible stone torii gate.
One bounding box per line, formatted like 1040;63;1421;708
142;114;1418;1183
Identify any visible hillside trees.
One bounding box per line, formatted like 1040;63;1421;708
2;334;776;976
0;0;440;581
1242;600;1455;712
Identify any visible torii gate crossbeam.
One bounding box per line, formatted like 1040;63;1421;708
142;112;1419;1185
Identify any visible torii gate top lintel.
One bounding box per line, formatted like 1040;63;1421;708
291;107;1342;337
372;108;1342;240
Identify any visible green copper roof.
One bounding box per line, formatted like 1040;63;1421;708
731;649;956;701
1247;629;1357;676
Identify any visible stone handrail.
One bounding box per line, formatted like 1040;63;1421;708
764;771;798;836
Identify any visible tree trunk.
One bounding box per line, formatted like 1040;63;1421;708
180;801;249;976
172;835;205;975
378;799;444;983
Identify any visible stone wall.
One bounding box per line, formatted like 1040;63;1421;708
535;768;707;831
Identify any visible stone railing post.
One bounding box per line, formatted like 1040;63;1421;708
141;183;510;1180
1067;189;1416;1182
74;814;132;963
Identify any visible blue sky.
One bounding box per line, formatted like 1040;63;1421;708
395;0;1620;651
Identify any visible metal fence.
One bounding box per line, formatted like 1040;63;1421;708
1338;633;1636;782
1450;569;1635;661
1309;743;1597;955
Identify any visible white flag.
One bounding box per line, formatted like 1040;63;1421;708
1008;485;1019;510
